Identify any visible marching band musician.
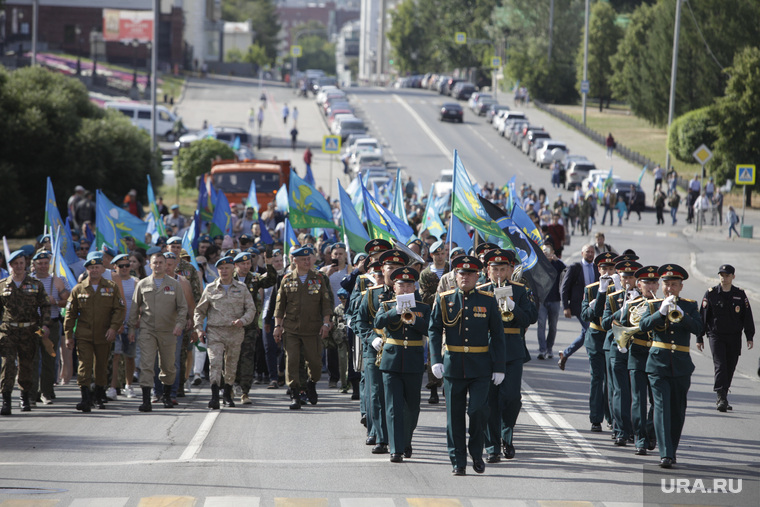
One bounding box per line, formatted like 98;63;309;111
601;255;641;446
579;251;618;433
478;249;537;463
638;264;703;468
429;255;506;476
373;267;430;463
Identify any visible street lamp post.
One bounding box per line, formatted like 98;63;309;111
145;41;152;96
75;25;82;75
131;39;139;89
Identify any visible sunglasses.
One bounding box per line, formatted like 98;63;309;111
116;264;131;268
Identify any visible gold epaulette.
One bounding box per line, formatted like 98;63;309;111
510;280;524;287
586;281;600;289
368;284;383;290
477;289;494;297
440;289;456;296
476;282;491;289
680;298;695;303
708;287;714;292
609;289;625;299
629;297;644;304
647;298;663;311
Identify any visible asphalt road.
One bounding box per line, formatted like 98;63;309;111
2;78;758;507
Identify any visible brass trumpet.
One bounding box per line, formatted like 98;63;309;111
667;297;683;323
401;309;416;325
500;299;514;322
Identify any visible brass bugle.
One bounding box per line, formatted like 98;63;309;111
401;309;415;325
668;297;683;323
500;300;514;322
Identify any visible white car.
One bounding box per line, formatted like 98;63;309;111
350;150;384;176
497;112;528;136
535;141;568;168
432;169;453;197
330;114;360;135
581;169;621;192
347;138;382;161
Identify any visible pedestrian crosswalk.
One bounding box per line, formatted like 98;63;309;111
0;497;686;507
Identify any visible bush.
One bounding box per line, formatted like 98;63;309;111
174;138;236;188
667;106;717;163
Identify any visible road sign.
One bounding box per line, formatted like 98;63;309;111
692;144;713;165
322;135;341;154
736;164;756;185
290;45;302;57
455;32;467;45
580;80;589;94
491;57;501;68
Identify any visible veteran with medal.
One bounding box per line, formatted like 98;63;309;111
373;266;430;463
429;255;506;476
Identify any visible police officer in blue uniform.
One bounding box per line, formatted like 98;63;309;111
429;255;506;476
356;249;409;454
638;264;703;468
479;249;537;462
374;266;430;463
580;251;617;432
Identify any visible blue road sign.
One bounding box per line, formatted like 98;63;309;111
322;135;341;154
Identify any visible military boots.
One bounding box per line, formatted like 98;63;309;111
208;384;220;410
76;387;92;413
222;384;235;407
1;392;12;415
162;385;174;408
139;386;153;412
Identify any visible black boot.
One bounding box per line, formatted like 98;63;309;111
716;389;729;412
94;386;106;409
1;392;12;416
428;386;439;404
162;384;174;408
289;390;301;410
139;386;152;412
306;380;318;405
208;384;220;410
20;391;31;412
76;387;92;413
350;378;360;401
223;384;235;407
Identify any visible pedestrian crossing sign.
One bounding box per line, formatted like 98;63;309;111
322;135;341;154
735;164;755;185
455;32;467;45
290;46;302;58
491;57;501;68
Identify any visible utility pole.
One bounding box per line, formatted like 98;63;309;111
376;0;386;86
581;0;589;125
664;0;683;171
31;0;39;66
548;0;555;63
150;0;158;151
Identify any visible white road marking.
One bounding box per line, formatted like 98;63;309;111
392;94;453;164
178;410;221;461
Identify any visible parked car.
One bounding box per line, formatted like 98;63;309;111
581;171;622;193
439;103;464;123
351;150;385;176
486;104;510;124
468;92;492;111
611;181;646;210
334;118;367;142
452;82;476;100
566;160;598;188
497;111;528;136
522;130;551;155
535;141;568;167
433;169;453;197
475;98;498;116
105;102;179;140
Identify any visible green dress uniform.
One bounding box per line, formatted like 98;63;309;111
375;295;430;458
625;296;655;452
418;262;447;392
64;273;126;409
349;270;379;424
479;277;536;460
429;276;506;472
638;265;703;466
602;288;634;442
0;269;51;412
581;281;613;427
234;260;277;398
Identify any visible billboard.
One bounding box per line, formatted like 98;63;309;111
103;9;153;42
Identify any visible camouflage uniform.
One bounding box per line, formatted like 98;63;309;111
327;302;350;389
194;278;256;387
235;264;276;395
0;275;51;395
175;258;202;393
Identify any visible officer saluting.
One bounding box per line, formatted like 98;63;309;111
429;255;506;476
374;266;430;463
638;264;703;468
0;250;52;415
697;264;754;412
478;249;537;463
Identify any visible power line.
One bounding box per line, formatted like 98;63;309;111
684;0;725;71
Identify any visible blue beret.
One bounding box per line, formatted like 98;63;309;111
246;247;260;255
449;247;465;259
155;236;168;246
199;234;211;243
102;246;118;257
73;241;80;251
234;252;251;263
272;249;282;256
146;246;163;257
86;251;104;261
353;253;368;265
225;249;240;258
163;252;177;260
215;256;234;268
429;240;445;254
84;257;103;267
167;236;183;245
291;246;311;257
36;234;51;243
8;250;26;264
170;204;179;210
20;245;36;256
111;254;129;265
32;250;52;261
337;288;349;299
213;235;224;241
239;234;253;243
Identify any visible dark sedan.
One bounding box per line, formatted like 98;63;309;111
440;103;464;123
611;181;647;210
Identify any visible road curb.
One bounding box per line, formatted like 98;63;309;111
690;252;760;303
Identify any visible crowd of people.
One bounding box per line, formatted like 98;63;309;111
0;177;753;476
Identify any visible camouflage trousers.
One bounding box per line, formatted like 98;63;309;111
0;327;39;393
235;325;259;394
207;325;244;386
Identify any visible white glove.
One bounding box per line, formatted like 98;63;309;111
431;363;444;379
506;298;515;311
611;273;623;291
675;305;684;316
588;299;596;310
617;345;628;354
628;289;641;300
599;276;610;292
492;372;505;386
372;337;383;351
659;296;676;316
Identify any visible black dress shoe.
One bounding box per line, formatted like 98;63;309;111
289;399;301;410
472;458;486;474
647;438;657;451
366;435;376;446
371;443;389;454
428;388;439;404
635;447;647;456
486;453;501;463
403;446;413;458
659;457;673;468
361;415;367;427
614;437;627;446
627;435;635;443
390;453;403;463
591;423;602;432
452;467;466;476
503;443;515;459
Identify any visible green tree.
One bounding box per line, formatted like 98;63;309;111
576;1;622;111
226;48;245;62
711;47;760;192
667;106;716;163
387;0;427;74
174;139;236;189
223;0;281;64
291;21;335;74
0;66;159;235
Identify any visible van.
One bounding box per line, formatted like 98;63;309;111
105;102;179;140
210;159;291;209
